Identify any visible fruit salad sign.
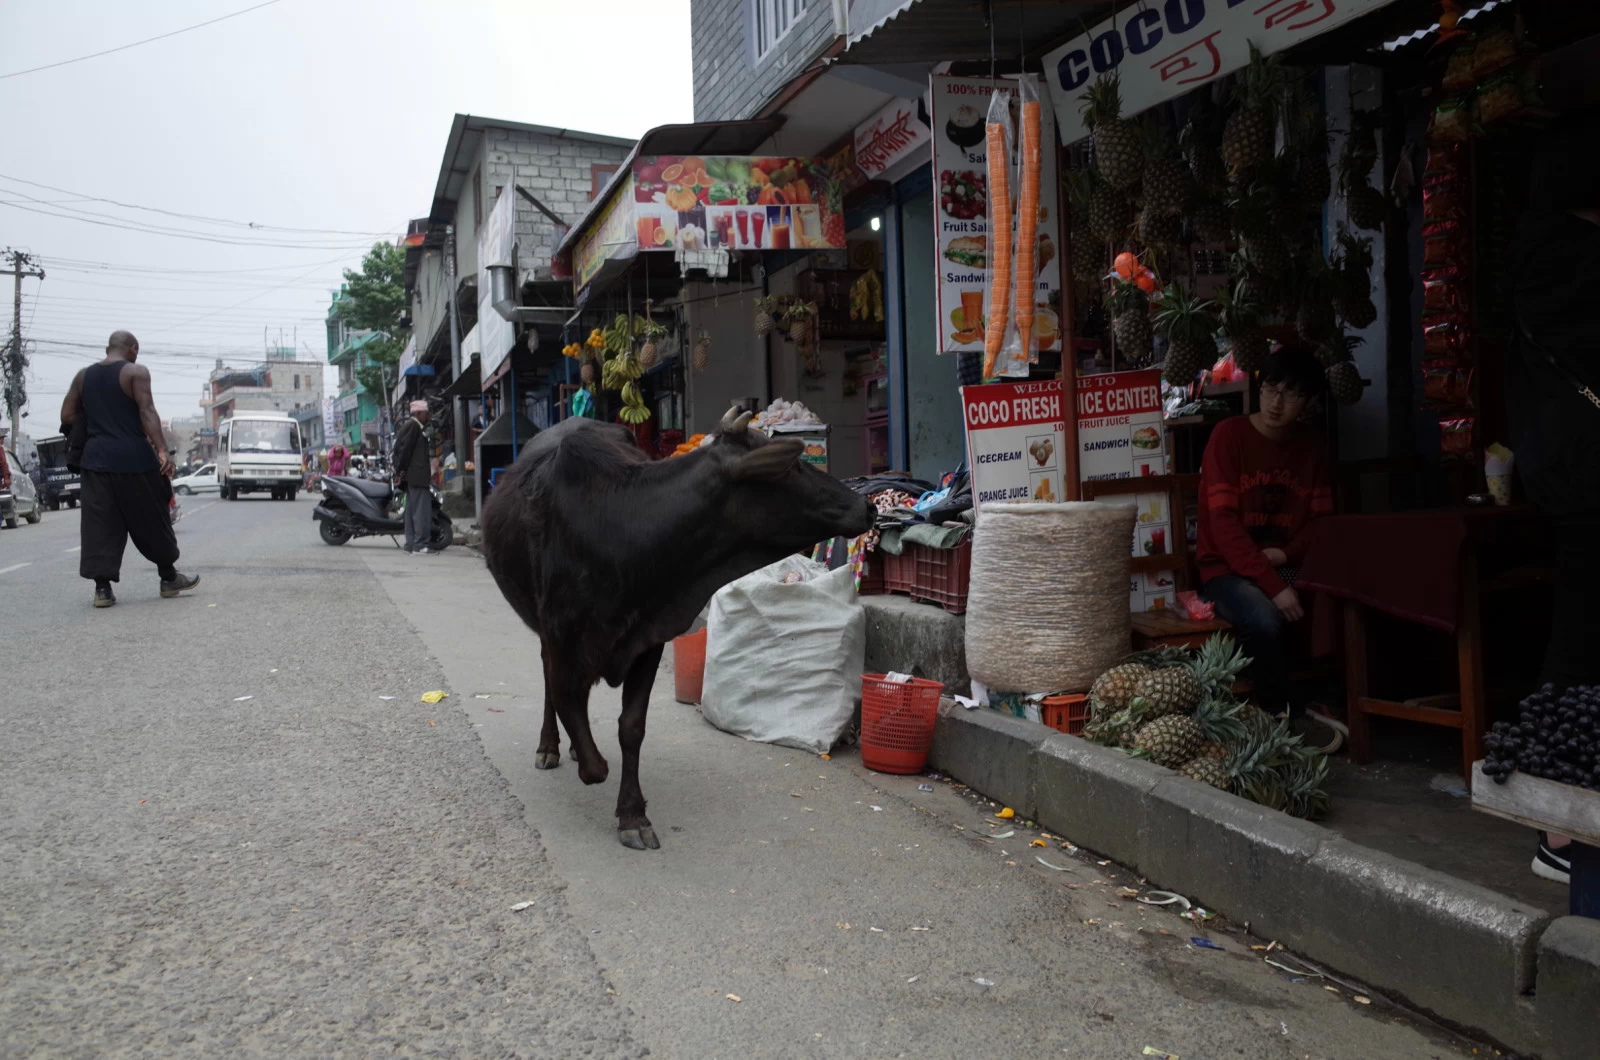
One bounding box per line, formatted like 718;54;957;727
630;155;847;253
931;75;1062;356
1043;0;1396;146
960;380;1067;506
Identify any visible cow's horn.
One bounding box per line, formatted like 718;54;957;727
721;405;752;434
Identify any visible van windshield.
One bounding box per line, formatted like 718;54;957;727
230;421;299;454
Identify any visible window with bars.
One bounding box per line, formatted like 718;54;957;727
752;0;807;61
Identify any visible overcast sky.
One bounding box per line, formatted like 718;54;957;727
2;0;691;434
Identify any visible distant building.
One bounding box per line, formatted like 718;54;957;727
200;348;327;450
325;294;391;449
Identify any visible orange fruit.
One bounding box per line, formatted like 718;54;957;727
661;163;684;183
653;226;669;246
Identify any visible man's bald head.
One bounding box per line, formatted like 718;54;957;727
107;330;139;360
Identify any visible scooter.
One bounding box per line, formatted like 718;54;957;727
313;474;453;551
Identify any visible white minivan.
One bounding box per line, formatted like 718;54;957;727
217;412;303;501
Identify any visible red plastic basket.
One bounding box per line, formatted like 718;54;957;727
1041;693;1091;736
880;549;915;595
857;552;887;595
906;538;972;614
859;673;943;774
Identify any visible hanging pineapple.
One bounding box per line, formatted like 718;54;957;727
1294;260;1339;347
1108;280;1152;365
1180;92;1228;195
692;330;711;372
1153;282;1219;385
1187;187;1231;246
1327;359;1363;405
1137;208;1185;254
1331;229;1377;329
1080;73;1142;192
785;300;818;349
1215;281;1270;373
579;360;596;384
1338;111;1386;231
638;310;667;370
1139;117;1191;217
753;296;776;339
1222;44;1282;182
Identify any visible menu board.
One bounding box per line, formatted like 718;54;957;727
960;379;1067;506
630;156;847;253
930;74;1062;357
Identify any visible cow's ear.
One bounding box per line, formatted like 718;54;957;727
733;439;803;480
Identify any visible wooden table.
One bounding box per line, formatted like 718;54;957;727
1303;507;1549;780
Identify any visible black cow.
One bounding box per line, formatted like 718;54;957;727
480;405;875;850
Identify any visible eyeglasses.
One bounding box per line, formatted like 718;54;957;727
1260;383;1302;402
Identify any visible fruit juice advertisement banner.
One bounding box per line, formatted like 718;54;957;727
1043;0;1395;147
1077;369;1165;483
630;156;847;253
931;74;1062;356
573;173;639;291
961;380;1066;505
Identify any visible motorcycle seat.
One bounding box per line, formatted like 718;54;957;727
325;475;392;500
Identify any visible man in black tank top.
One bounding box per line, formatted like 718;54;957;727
60;331;200;608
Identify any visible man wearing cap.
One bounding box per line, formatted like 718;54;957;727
392;399;436;554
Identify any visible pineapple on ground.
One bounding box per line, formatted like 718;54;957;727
1080;74;1143;192
1153;282;1219;385
1179;754;1232;789
1130;663;1202;719
1108;280;1153;365
1090;662;1152;717
1190;634;1252;701
1134;714;1206;769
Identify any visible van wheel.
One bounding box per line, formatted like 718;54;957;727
25;505;41;524
222;483;234;500
176;485;193;496
288;490;297;502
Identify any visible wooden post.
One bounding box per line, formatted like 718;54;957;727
1057;142;1081;499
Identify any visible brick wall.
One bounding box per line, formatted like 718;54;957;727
692;0;837;122
475;129;635;280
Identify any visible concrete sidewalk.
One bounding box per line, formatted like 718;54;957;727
929;704;1600;1060
365;546;1490;1059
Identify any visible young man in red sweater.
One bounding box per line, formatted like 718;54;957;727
1197;346;1339;749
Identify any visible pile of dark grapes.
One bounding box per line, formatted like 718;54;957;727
1482;683;1600;787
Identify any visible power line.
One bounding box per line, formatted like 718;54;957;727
0;0;288;81
0;172;396;237
0;199;380;249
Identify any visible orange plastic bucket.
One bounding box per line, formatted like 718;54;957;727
673;629;708;704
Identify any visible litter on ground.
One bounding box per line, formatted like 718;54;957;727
509;901;535;911
420;690;449;704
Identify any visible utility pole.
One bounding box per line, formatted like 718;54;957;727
3;249;45;446
443;226;468;481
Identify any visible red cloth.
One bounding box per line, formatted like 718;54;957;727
1298;514;1471;659
1196;417;1334;597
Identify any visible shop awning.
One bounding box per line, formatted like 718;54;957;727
843;0;1106;65
438;354;481;399
554;117;787;299
476;409;539;448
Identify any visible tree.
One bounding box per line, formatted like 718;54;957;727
338;242;409;397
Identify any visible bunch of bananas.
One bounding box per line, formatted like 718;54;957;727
601;352;642;390
618;381;651;424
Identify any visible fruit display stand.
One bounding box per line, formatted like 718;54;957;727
1471;761;1600;850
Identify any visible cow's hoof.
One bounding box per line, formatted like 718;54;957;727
578;758;609;785
618;826;660;850
534;751;561;770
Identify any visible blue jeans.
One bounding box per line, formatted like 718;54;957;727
1201;573;1292;715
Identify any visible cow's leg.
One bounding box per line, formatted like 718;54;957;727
545;654;608;785
616;643;665;850
535;645;562;770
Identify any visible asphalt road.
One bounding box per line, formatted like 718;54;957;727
2;496;1485;1058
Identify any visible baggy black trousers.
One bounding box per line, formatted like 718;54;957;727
79;470;179;583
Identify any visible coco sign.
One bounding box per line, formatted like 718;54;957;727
1044;0;1394;146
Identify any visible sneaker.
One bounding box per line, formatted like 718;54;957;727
1533;833;1572;886
93;585;116;608
159;572;201;598
1288;713;1344;754
416;547;436;555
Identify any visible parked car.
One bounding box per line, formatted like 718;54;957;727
2;447;43;528
30;434;81;510
172;462;220;495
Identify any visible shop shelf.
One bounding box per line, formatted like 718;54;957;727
1041;693;1091;736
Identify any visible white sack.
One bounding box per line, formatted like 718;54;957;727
701;555;865;754
965;501;1135;694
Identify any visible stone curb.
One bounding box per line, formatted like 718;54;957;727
929;704;1583;1057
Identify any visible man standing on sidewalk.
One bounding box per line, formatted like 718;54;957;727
60;331;200;608
392;399;434;554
